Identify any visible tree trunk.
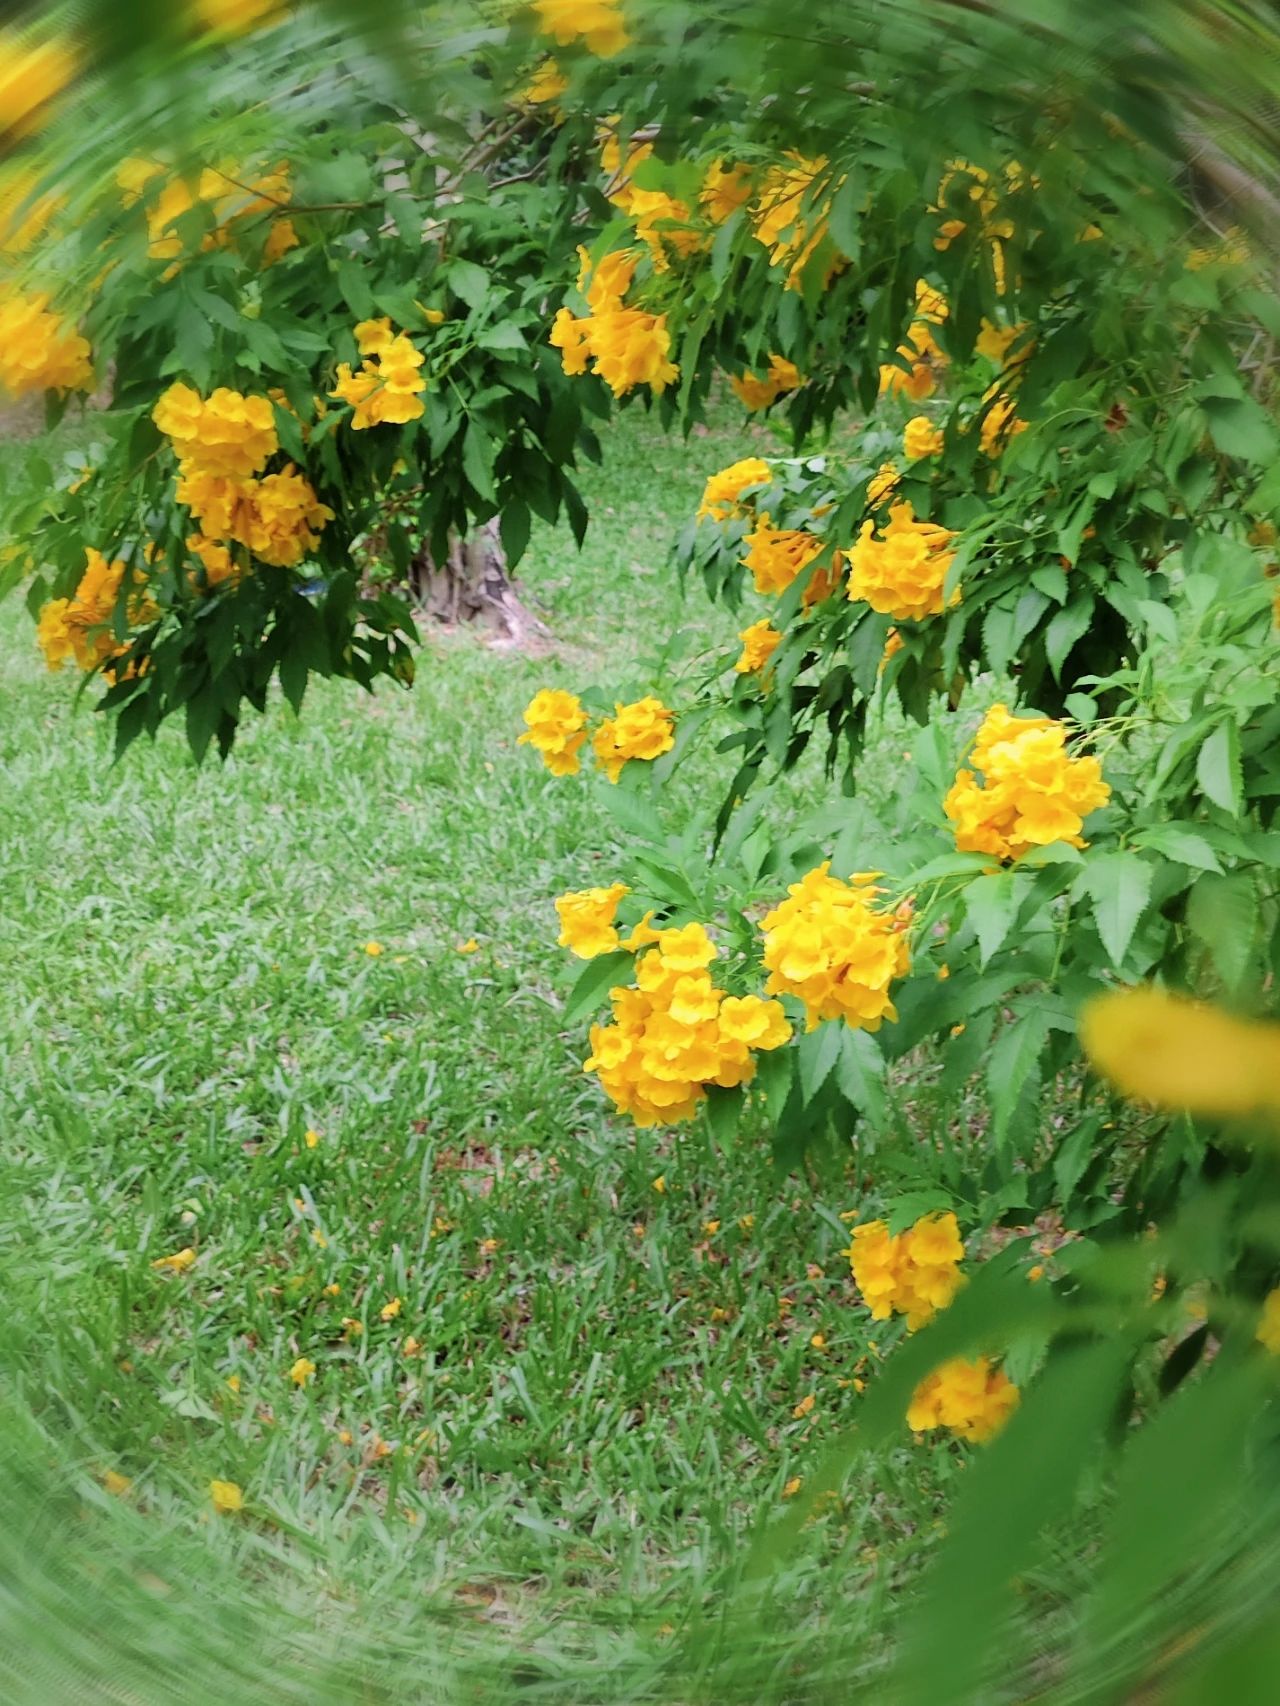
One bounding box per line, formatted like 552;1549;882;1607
408;519;552;653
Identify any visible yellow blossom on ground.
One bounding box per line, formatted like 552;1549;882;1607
209;1478;244;1513
652;1175;666;1194
518;688;589;777
102;1469;133;1496
903;415;944;461
742;520;839;604
846;501;957;622
533;0;630;56
782;1476;803;1498
305;1129;320;1149
456;939;480;954
907;1356;1019;1443
0;290;92;398
846;1212;965;1329
591;697;675;782
698;456;772;522
700;159;753;223
761;863;909;1032
0;32;76;138
793;1393;815;1419
151;1247;197;1274
1258;1289;1280;1355
555;883;629;958
364;941;384;957
380;1298;402;1321
583;923;790;1127
735;618;782;677
730;353;804;410
1079;987;1280;1119
289;1357;316;1387
227;1374;242;1391
943;703;1110;861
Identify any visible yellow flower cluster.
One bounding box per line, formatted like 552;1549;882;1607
521;58;569;107
846;1212;965;1330
750;153;838;291
944;703;1110;860
155;382;332;571
0;32;75;138
583;921;791;1126
176;464;334;569
36;549;157;674
846;501;957;621
629;187;702;270
0;291;92;399
118;156;296;269
1258;1288;1280;1355
761;863;910;1031
330;319;427;429
576;245;637;312
593;696;676;781
700;159;753;224
907;1356;1020;1443
0;163;63;255
551;304;678;397
730;353;804;410
978;391;1027;457
867;463;901;509
879;279;949;399
976;316;1033;368
903;415;944;461
519;690;674;782
698;456;772;522
154;382;279;478
555;883;629;958
742;520;839;605
519;688;589;776
735;619;781;677
533;0;629;57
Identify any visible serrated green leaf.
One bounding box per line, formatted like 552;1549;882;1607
964;872;1018;968
1196;721;1242;814
1085;852;1153;968
561;950;633;1027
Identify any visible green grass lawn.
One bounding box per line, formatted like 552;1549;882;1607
0;405;962;1705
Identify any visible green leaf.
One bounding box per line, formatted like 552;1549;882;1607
1201;394;1279;463
462;421;496;502
834;1028;887;1127
448;258;491;311
561;950;632;1027
989;1006;1050;1147
1196;721;1242;814
1085;852;1153;968
597;781;663;844
798;1021;842;1102
1130;824;1222;873
1044;594;1094;680
964;872;1018;968
1186;871;1257;992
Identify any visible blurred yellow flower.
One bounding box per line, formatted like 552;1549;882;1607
1080;987;1280;1119
289;1356;316;1387
380;1297;402;1321
102;1469;132;1496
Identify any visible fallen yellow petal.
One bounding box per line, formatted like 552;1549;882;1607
151;1248;196;1274
209;1479;243;1514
